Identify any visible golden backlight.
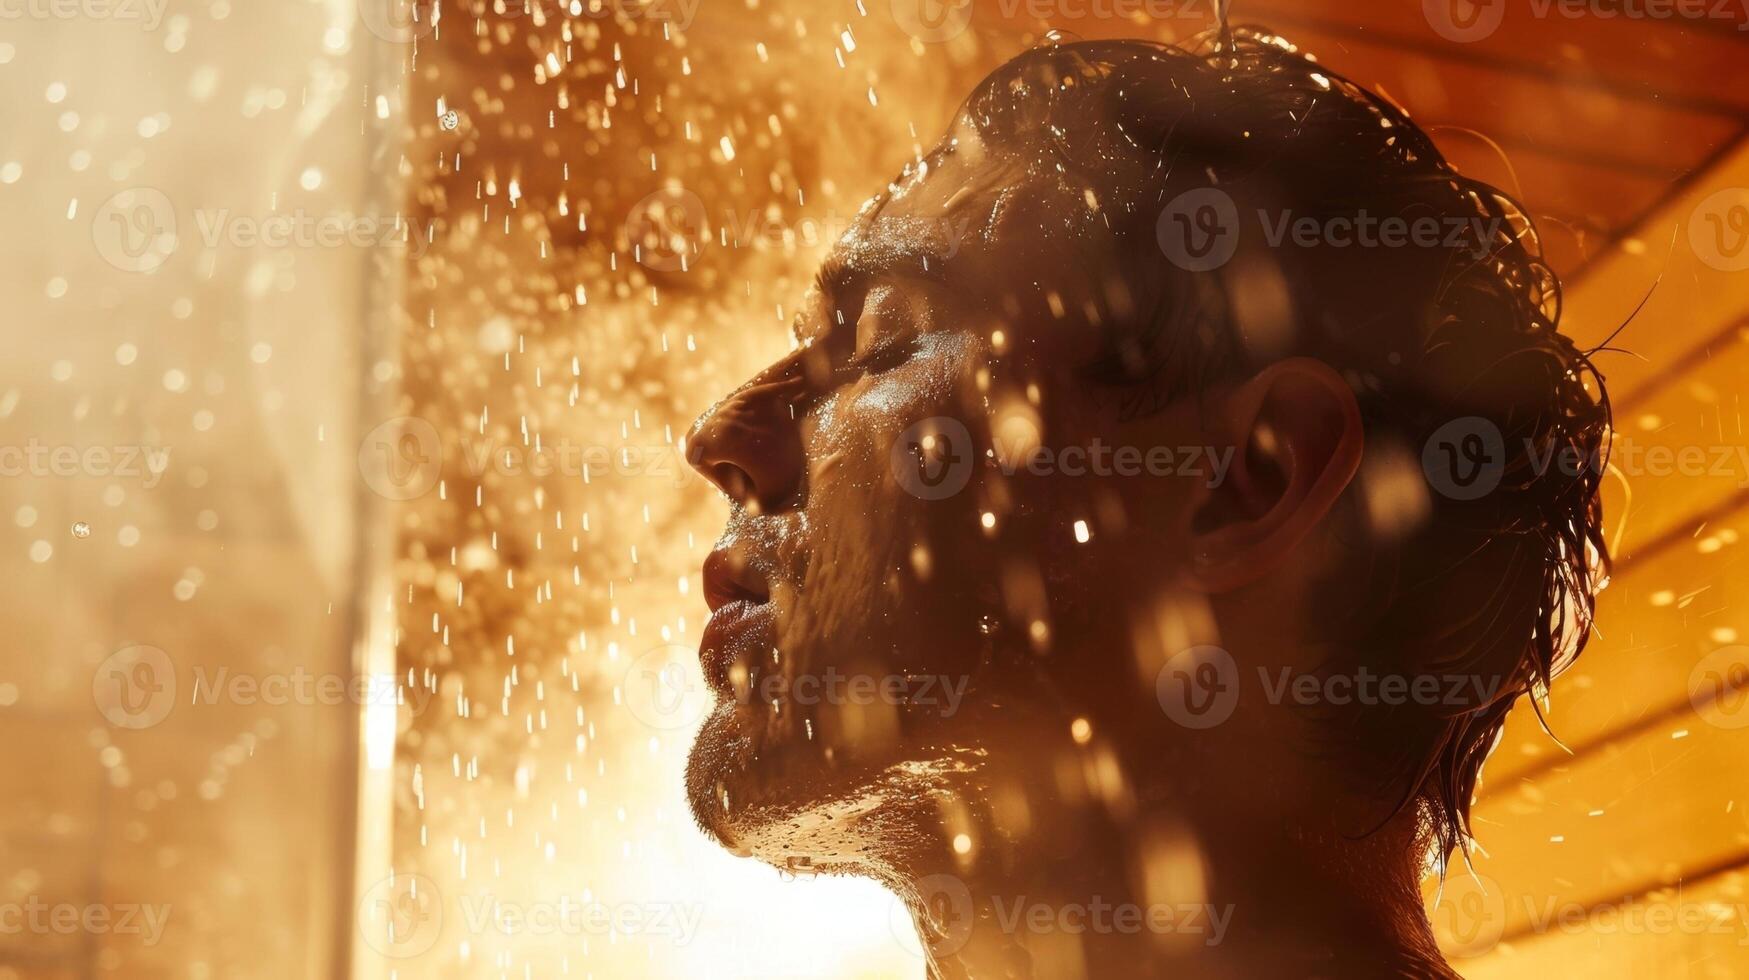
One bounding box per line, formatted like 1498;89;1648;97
2;1;1747;978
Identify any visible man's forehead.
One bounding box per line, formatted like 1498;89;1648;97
826;211;964;280
797;121;1117;348
814;133;1031;290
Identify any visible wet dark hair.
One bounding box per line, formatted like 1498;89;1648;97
958;30;1611;865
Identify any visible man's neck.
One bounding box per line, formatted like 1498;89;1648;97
889;757;1457;979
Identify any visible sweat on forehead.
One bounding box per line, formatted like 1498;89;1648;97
850;152;1114;291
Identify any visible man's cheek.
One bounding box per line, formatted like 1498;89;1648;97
805;390;907;493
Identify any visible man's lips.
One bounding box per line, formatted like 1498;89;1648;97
699;598;776;696
702;548;770;612
700;548;774;695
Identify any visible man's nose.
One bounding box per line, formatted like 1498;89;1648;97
686;368;806;513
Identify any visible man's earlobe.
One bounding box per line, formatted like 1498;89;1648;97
1184;357;1363;592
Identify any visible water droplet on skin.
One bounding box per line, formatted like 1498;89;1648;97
70;522;91;539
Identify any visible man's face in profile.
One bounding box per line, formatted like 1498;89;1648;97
680;33;1610;978
683;113;1223;858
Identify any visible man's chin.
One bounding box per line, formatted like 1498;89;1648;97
684;698;827;854
683;697;928;866
684;700;760;853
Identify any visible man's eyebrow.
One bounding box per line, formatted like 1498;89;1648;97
809;241;955;322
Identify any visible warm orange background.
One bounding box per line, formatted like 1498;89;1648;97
3;1;1747;978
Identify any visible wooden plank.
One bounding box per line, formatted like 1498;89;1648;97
1482;329;1749;784
1232;0;1749;116
1441;138;1668;233
1558;143;1749;405
1604;324;1749;562
991;11;1742;173
1485;495;1749;785
1261;23;1740;176
969;13;1713;281
1428;861;1749;977
1448;710;1749;945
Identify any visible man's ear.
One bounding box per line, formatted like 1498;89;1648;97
1184;357;1363;593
